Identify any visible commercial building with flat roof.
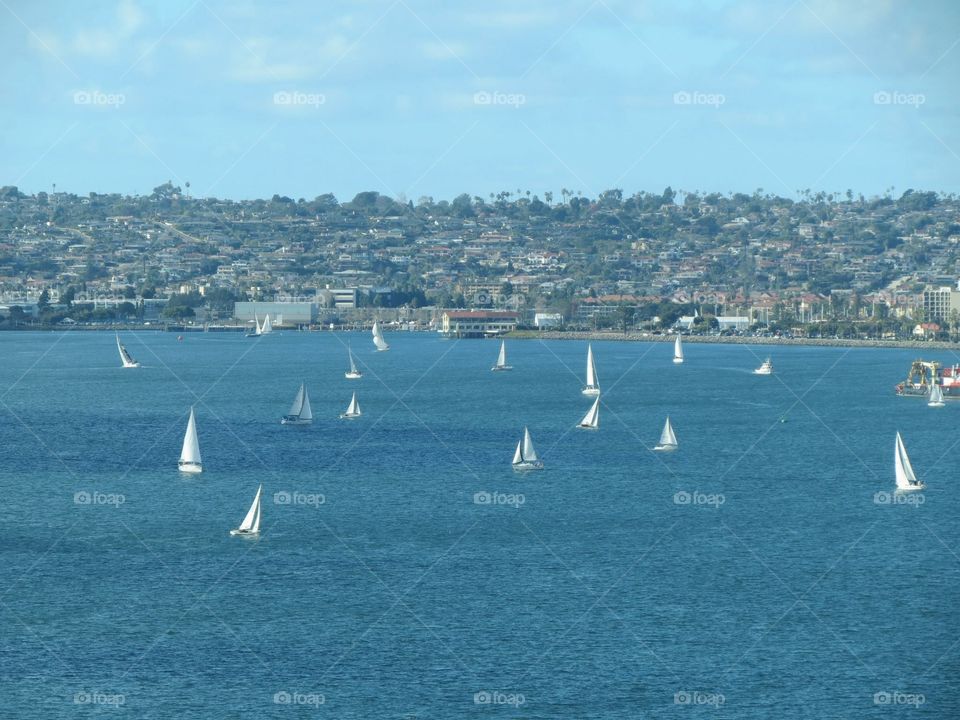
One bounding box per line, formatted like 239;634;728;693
922;285;960;321
439;310;519;338
234;301;316;325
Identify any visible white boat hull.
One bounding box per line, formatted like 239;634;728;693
280;416;312;425
654;444;677;452
491;366;513;372
122;361;140;368
512;461;543;471
229;528;259;536
673;358;683;364
581;387;600;396
753;359;773;375
178;461;202;474
345;371;362;379
340;412;361;419
578;424;598;430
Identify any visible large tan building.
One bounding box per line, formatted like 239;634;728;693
922;286;960;320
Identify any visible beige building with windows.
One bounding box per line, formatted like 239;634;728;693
922;286;960;321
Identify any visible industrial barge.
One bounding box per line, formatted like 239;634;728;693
895;359;960;399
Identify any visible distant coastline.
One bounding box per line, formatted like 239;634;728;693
506;330;960;352
3;325;960;353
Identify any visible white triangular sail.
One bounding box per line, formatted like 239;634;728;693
287;383;306;417
578;396;600;429
283;382;312;422
522;427;538;462
372;321;389;351
234;485;262;534
260;314;273;334
512;427;542;469
346;346;361;377
894;432;923;490
658;417;678;448
582;344;600;394
342;392;361;417
299;386;313;420
492;339;512;371
178;407;202;472
928;383;944;406
116;334;139;368
673;335;684;363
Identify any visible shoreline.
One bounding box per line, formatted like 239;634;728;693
2;325;959;352
506;330;960;352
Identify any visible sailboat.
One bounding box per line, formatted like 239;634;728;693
345;345;362;379
260;314;273;334
372;321;389;351
246;313;261;337
178;407;202;473
654;417;678;451
340;392;361;418
894;432;924;491
512;427;543;470
230;484;262;536
928;383;945;408
116;334;140;368
491;340;512;371
673;335;684;364
582;344;600;396
281;382;313;425
577;396;600;430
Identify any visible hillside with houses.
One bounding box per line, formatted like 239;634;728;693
1;182;958;338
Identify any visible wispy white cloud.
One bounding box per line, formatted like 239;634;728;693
37;0;147;59
420;40;470;61
463;10;555;29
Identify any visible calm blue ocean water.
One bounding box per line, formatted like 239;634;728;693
0;330;957;718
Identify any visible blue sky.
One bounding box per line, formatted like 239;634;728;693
2;0;957;201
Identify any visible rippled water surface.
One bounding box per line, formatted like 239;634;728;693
0;331;957;718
